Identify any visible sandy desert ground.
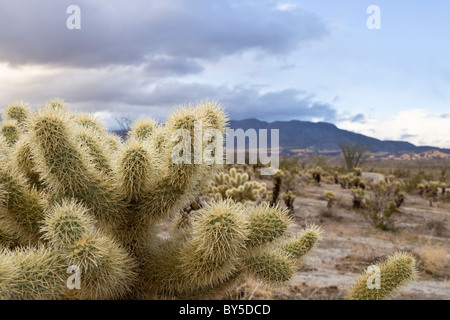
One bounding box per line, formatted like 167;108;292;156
230;180;449;300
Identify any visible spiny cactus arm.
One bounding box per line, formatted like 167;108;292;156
246;204;290;248
114;139;160;251
178;201;248;286
44;98;68;112
27;108;126;229
117;140;157;203
41;200;138;300
0;247;67;300
143;200;248;299
242;225;322;286
0;169;45;243
127;117;158;142
243;248;295;285
345;251;418;300
104;132;123;152
74;112;107;132
4;101;30;127
1;120;20;146
279;225;322;260
74;126;114;176
138;103;227;220
0;217;20;248
12;136;42;189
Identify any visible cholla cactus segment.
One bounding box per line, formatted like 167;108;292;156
281;225;322;260
128;118;158;142
4;101;30;126
74;113;107;132
28;108;126;228
183;200;248;264
175;201;248;289
75;126;114;176
43;98;68;112
346;251;418;300
0;247;67;300
246;203;290;248
117;140;157;202
243;248;295;285
41;200;96;248
63;231;138;300
104;132;123;152
12;137;42;188
1;120;20;146
0;168;45;243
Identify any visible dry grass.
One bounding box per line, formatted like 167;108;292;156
417;245;448;275
226;279;277;300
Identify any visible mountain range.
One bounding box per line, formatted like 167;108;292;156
228;119;450;159
113;118;450;159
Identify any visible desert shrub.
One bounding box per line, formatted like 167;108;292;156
418;246;447;275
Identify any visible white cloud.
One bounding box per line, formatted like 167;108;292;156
338;109;450;149
276;3;297;11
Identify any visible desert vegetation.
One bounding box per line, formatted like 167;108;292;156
0;100;447;300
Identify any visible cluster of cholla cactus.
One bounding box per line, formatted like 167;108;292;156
0;99;324;300
359;180;404;230
417;181;447;206
337;169;366;190
207;168;267;204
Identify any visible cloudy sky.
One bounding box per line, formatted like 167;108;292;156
0;0;449;148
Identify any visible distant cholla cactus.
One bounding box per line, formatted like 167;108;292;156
0;99;322;300
359;180;405;230
346;251;418;300
207;168;267;204
439;182;447;195
353;167;362;177
351;188;366;209
311;166;323;184
417;183;426;195
281;190;296;214
323;190;337;209
270;169;285;206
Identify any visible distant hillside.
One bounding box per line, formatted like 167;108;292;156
228;119;450;157
112;119;450;158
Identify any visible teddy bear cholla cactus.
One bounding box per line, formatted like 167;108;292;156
207;168;267;204
346;251;418;300
0;100;321;300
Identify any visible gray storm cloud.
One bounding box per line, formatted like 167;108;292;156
0;0;328;68
0;0;335;125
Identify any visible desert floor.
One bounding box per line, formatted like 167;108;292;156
231;181;449;300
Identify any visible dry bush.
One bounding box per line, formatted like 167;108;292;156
418;245;448;275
